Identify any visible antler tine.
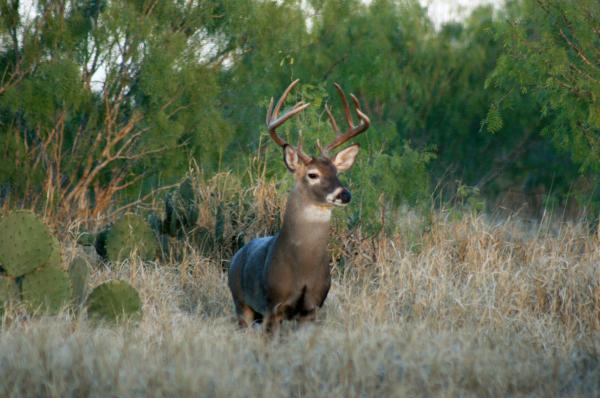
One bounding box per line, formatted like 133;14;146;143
333;82;354;128
266;79;312;162
316;138;325;157
325;83;371;151
294;130;313;163
273;79;300;118
324;104;340;135
268;102;310;147
266;97;274;127
351;94;371;127
297;133;305;157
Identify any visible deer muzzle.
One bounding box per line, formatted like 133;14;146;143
338;189;352;204
327;187;352;206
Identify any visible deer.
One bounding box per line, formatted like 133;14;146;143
227;79;370;334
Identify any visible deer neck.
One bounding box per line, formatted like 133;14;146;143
278;187;332;251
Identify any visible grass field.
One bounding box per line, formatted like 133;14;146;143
0;209;598;397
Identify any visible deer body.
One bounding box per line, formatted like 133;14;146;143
229;189;332;327
227;80;370;333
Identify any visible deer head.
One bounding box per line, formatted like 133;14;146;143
266;79;370;208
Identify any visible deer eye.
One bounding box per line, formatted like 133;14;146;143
307;173;319;180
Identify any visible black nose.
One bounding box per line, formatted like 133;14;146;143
337;189;351;204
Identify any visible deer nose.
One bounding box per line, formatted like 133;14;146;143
337;189;351;204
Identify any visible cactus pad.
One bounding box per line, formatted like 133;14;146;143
85;280;142;323
21;265;72;314
163;179;199;237
0;210;60;277
94;228;110;259
0;276;18;314
105;214;158;262
68;256;92;305
48;235;62;268
178;178;196;203
147;213;162;233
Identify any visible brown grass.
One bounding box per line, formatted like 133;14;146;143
0;180;598;397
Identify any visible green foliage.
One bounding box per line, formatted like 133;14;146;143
21;265;72;315
0;0;597;218
0;211;61;277
0;0;232;215
484;104;504;134
105;214;158;262
221;0;593;214
68;256;91;306
455;184;486;213
85;280;142;324
347;143;433;236
489;0;600;172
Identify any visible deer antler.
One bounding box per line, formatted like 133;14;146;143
267;79;312;163
324;83;371;152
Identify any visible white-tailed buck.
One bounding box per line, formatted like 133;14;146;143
228;80;370;333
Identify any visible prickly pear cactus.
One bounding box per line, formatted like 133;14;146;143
68;256;91;306
0;276;18;314
21;265;72;314
178;178;196;204
164;196;178;236
85;280;142;323
0;210;60;277
157;233;170;259
105;214;158;262
164;179;199;237
147;213;162;233
94;227;110;259
48;235;62;268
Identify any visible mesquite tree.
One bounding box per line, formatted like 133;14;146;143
0;0;232;218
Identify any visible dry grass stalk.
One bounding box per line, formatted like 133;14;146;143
0;203;598;397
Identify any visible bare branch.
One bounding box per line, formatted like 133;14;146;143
559;29;599;72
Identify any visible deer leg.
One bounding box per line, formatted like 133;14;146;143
297;309;317;327
240;307;257;328
234;299;257;329
297;293;319;327
264;312;284;336
252;311;264;324
265;303;288;336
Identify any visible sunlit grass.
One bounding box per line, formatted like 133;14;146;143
0;206;597;397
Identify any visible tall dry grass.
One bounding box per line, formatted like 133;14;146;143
0;174;598;397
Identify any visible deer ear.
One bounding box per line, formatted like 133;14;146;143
332;144;360;172
283;145;300;172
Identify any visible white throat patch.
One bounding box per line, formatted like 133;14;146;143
302;204;332;223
